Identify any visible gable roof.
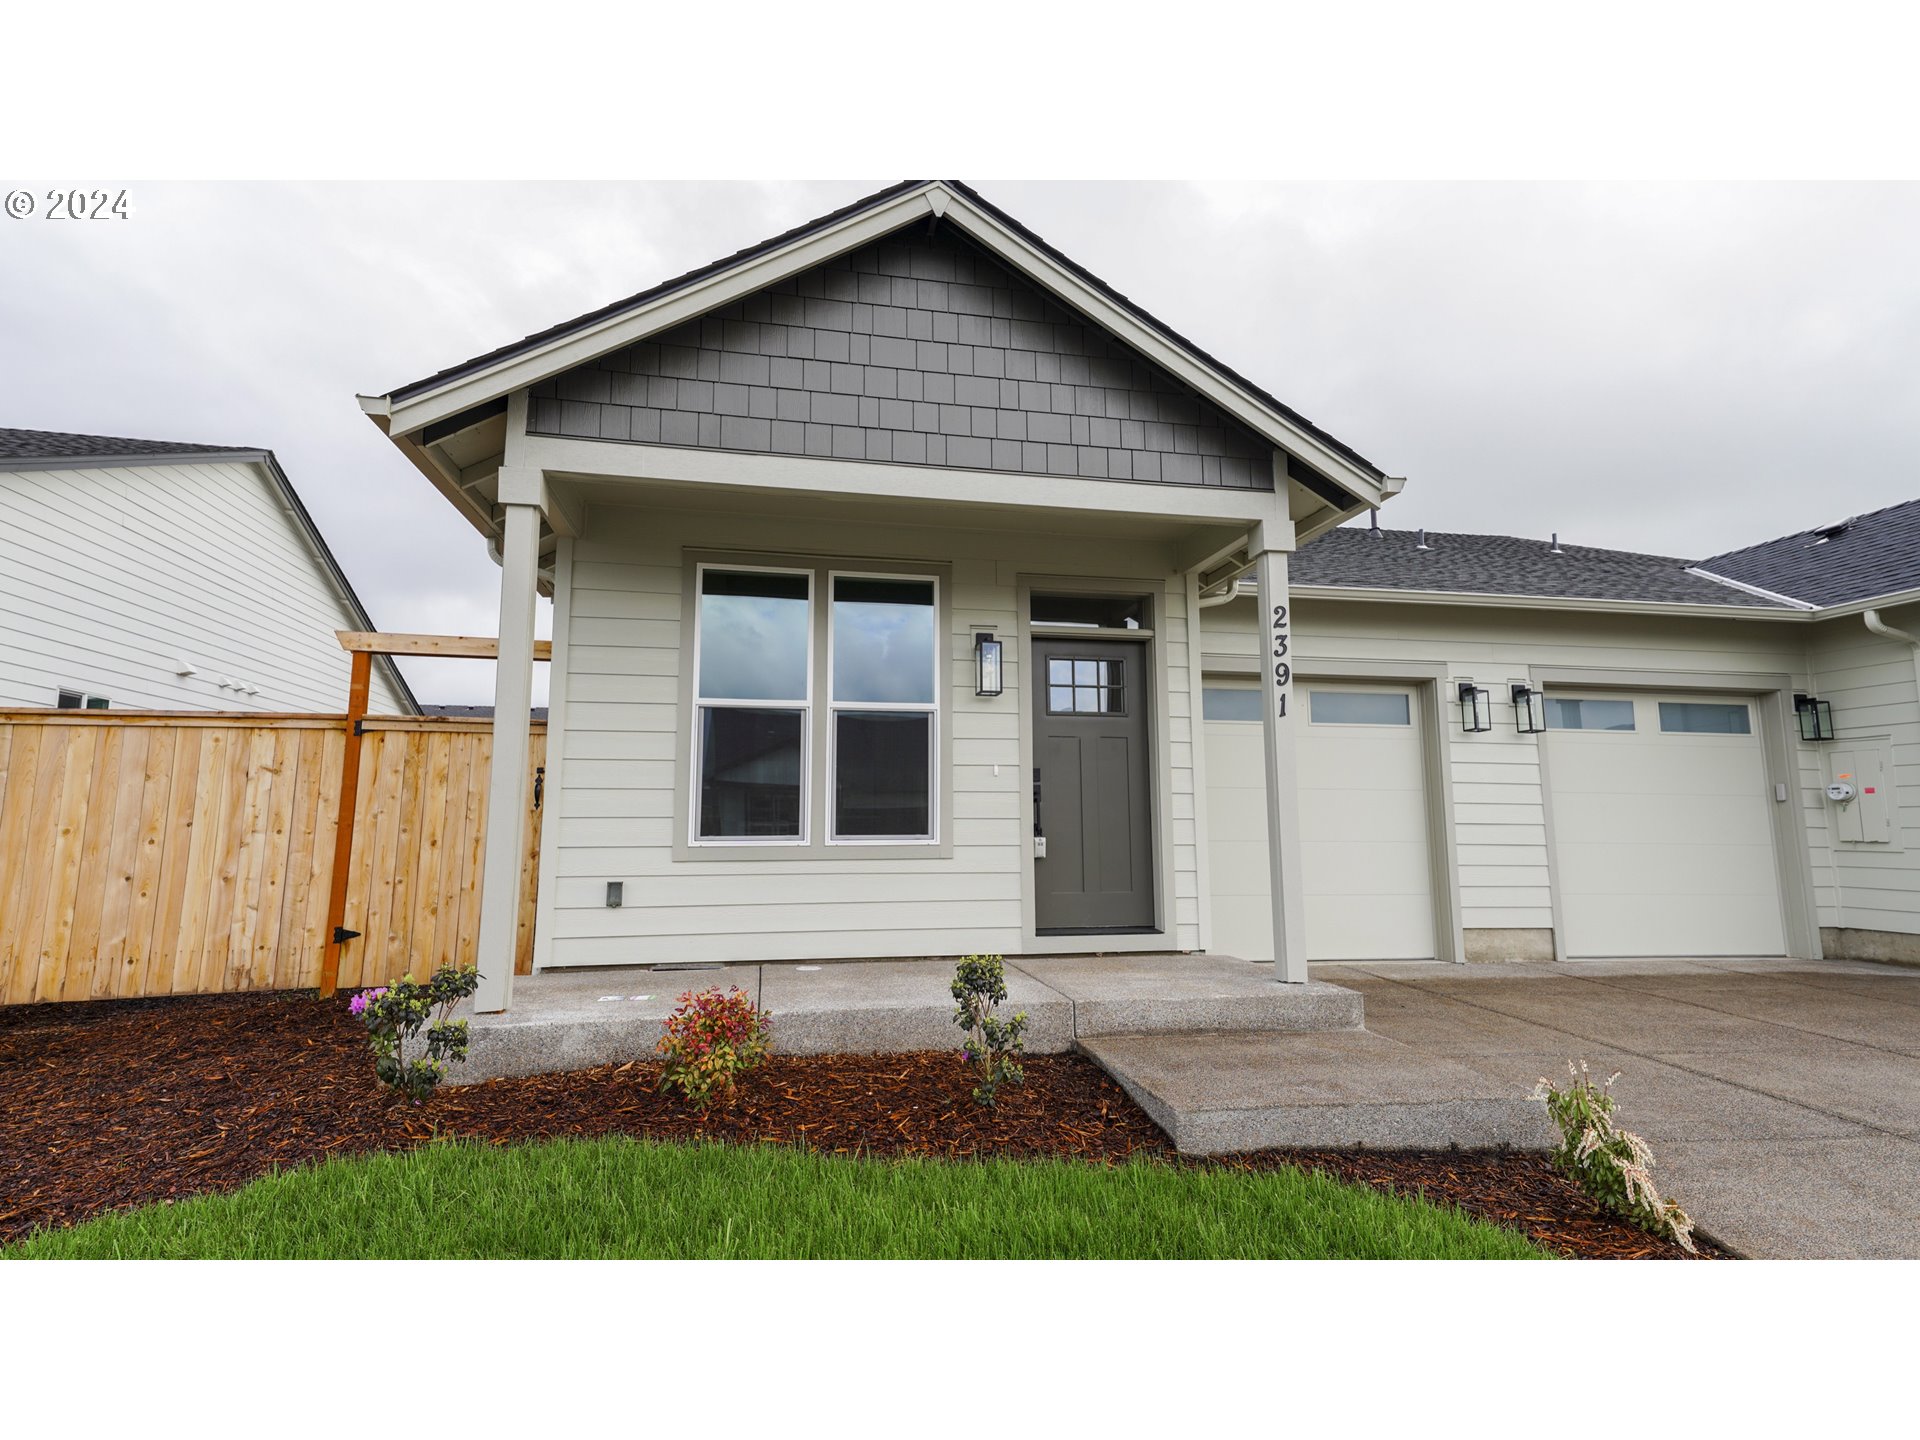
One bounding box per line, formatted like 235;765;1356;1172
0;427;420;711
0;427;259;464
366;181;1390;512
1290;524;1796;610
1695;497;1920;609
383;180;1385;488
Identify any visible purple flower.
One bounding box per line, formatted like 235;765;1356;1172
349;992;369;1016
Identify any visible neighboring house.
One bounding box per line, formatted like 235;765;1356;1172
356;179;1920;1014
0;429;414;714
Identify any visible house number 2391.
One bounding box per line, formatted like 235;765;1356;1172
1270;603;1291;718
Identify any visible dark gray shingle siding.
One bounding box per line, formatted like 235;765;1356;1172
1292;526;1793;608
0;428;256;462
1697;498;1920;608
528;228;1276;490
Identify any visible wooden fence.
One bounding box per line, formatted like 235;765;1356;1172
0;710;544;1004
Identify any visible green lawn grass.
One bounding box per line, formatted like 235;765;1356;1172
6;1138;1546;1260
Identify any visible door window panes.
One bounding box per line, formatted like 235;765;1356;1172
1048;657;1125;714
697;708;804;838
697;569;810;702
1659;701;1751;735
1203;687;1263;722
1309;690;1411;726
834;712;932;838
1545;697;1636;732
832;577;935;704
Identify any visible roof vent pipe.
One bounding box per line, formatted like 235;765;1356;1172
1369;510;1381;537
1549;532;1565;555
1415;528;1431;551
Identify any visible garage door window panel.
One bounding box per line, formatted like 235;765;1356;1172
1659;701;1752;735
1309;691;1411;726
1546;697;1636;732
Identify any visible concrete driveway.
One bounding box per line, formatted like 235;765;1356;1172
1314;958;1920;1259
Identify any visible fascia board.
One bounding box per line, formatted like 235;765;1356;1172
0;449;271;474
378;185;947;436
1287;582;1811;622
520;433;1285;527
1807;584;1920;620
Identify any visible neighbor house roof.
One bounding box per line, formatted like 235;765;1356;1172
372;180;1387;496
0;427;420;711
1290;525;1796;610
1695;498;1920;609
0;427;258;463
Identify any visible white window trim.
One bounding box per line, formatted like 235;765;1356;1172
825;569;941;846
688;562;814;847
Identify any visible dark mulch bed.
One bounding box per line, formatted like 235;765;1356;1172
0;990;1720;1258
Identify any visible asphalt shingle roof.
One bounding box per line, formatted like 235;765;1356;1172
1291;525;1793;609
0;427;258;462
1696;498;1920;608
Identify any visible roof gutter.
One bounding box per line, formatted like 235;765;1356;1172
1286;583;1811;622
1863;609;1920;712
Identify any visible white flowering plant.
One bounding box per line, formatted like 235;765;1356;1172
1532;1059;1696;1253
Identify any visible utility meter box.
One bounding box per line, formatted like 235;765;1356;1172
1828;742;1893;845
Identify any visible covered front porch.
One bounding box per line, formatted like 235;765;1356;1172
466;438;1329;1014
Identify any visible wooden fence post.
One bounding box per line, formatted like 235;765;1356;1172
318;650;372;997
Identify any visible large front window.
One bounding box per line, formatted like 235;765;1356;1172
694;567;811;841
830;575;937;842
689;563;940;847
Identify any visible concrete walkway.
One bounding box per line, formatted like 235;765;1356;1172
1316;957;1920;1259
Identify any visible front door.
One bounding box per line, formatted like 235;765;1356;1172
1032;638;1156;932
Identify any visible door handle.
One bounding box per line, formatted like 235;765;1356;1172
1032;767;1046;859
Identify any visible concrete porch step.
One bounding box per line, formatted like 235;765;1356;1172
1008;956;1365;1037
1080;1030;1557;1155
450;954;1367;1085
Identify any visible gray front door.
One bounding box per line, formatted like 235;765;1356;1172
1032;638;1156;932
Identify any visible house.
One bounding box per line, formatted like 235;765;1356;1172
356;179;1920;1014
0;429;414;715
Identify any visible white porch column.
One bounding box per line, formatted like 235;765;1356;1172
1251;522;1311;984
472;478;542;1013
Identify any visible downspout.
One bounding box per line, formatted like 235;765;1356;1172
1196;560;1257;608
1863;609;1920;704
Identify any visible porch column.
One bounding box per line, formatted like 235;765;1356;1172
472;477;542;1013
1251;522;1311;984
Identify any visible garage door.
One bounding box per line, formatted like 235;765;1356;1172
1543;692;1785;957
1204;680;1437;961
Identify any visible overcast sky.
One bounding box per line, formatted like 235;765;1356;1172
5;179;1917;703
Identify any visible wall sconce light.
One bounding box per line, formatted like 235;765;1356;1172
1457;681;1492;733
1794;693;1835;742
1511;683;1547;734
974;632;1004;697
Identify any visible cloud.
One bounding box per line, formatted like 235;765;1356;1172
5;180;1916;700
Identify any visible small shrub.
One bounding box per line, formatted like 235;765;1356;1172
349;964;480;1104
657;986;773;1111
951;954;1028;1106
1532;1059;1696;1253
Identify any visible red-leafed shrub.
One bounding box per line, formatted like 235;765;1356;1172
656;985;774;1111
